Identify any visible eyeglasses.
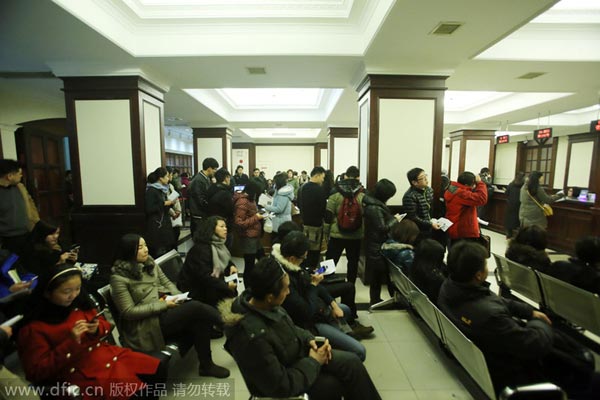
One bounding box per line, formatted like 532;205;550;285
417;174;428;181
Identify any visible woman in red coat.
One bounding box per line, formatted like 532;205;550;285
233;180;265;278
17;265;162;400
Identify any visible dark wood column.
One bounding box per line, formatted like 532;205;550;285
357;74;447;211
192;128;232;172
62;76;166;264
314;143;328;168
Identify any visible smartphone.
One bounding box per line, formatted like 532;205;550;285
92;309;106;320
316;265;326;274
70;244;81;252
314;336;327;346
28;276;38;283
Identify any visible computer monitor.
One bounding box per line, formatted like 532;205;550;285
234;185;245;192
578;189;588;202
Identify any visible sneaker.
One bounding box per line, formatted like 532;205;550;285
199;363;230;378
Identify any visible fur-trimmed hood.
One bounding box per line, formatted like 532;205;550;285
112;257;156;281
218;297;245;327
381;241;413;251
270;244;302;272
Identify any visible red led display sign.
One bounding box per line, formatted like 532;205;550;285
591;120;600;133
534;127;552;140
497;135;509;144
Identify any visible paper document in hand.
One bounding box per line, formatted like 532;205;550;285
168;190;180;201
7;269;21;283
165;292;190;303
395;213;407;222
224;273;238;283
432;217;453;232
1;314;23;327
318;259;336;276
258;193;273;208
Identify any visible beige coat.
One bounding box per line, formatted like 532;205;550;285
110;257;180;352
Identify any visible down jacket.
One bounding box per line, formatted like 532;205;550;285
444;181;487;240
264;184;294;233
362;195;396;260
233;192;262;238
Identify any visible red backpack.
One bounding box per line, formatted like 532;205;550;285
337;192;362;231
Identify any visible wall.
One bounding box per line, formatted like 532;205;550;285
332;137;358;177
255;145;314;179
554;138;568;189
378;98;435;206
493;142;518;185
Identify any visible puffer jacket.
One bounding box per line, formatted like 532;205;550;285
381;240;414;272
362;195;396;260
206;183;234;220
233;192;262;238
220;294;318;398
438;279;554;391
402;186;434;232
110;257;180;352
265;184;294;233
444;181;487;240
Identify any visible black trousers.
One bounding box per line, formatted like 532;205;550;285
308;350;381;400
366;256;389;305
158;300;221;364
322;281;357;319
325;238;361;284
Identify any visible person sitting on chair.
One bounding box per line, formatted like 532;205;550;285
220;256;382;400
110;233;230;378
18;264;164;399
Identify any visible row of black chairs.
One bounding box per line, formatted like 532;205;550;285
381;257;567;400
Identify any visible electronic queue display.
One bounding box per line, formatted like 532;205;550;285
534;127;552;140
496;134;509;144
591;120;600;133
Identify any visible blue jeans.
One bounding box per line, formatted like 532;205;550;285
315;304;366;361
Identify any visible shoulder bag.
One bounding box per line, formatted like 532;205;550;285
527;191;553;217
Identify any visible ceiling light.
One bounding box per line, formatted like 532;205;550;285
445;91;512;112
216;88;324;109
241;128;321;139
564;104;600;114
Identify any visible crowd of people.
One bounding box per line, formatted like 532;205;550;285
2;154;600;399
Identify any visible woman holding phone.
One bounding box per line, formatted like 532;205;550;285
28;221;78;275
18;264;163;399
110;233;229;378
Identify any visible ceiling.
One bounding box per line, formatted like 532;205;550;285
1;0;599;143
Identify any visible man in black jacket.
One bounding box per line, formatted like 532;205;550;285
207;168;234;247
297;166;326;269
438;241;597;397
402;167;440;237
189;157;218;234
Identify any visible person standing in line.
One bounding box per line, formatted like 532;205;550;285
206;168;234;247
232;180;265;278
250;167;266;194
286;169;299;199
504;172;525;239
444;171;488;246
233;165;249;187
144;167;175;258
325;166;365;285
0;160;39;266
297;166;327;269
477;167;495;221
189;158;219;234
519;171;564;230
402;168;441;239
264;172;295;235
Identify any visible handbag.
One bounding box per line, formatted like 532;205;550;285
263;216;273;233
527;191;553;217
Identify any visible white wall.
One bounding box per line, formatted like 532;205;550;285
320;148;328;170
255;146;314;179
378;98;435;206
333;137;358;178
196;138;223;168
75;99;135;205
464;140;491;176
494;142;518;185
232;148;249;172
0;127;18;159
567;141;594;188
143;102;162;175
553;137;569;189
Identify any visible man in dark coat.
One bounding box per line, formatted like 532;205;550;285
189;157;218;233
402;167;441;236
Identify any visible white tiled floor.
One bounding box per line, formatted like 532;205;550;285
163;228;526;399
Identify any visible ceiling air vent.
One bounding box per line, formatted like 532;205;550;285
246;67;266;75
517;72;546;80
430;22;463;36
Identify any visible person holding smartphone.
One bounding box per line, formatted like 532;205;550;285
28;221;78;275
221;257;382;400
18;264;164;400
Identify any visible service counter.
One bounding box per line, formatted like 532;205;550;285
486;192;600;254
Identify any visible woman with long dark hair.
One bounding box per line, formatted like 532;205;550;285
145;167;175;258
178;216;238;306
18;264;162;399
505;172;525;238
233;180;265;278
409;239;447;304
110;233;229;378
519;171;563;230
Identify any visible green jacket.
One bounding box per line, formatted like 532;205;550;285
110;257;180;352
220;292;319;398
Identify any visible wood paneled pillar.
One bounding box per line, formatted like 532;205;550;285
314;143;328;169
448;130;496;181
62;76;166;264
192;128;232;173
357;75;447;211
328;127;358;178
